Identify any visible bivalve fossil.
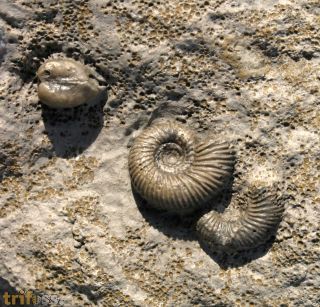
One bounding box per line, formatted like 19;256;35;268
37;58;105;108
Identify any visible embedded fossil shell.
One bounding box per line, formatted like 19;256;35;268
128;120;235;213
196;187;284;252
37;58;104;108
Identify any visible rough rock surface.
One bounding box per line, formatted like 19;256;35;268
0;0;319;306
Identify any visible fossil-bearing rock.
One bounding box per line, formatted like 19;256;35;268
128;120;235;213
37;58;105;108
1;0;319;305
196;187;284;252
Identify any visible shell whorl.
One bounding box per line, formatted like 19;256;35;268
196;187;284;252
128;120;235;213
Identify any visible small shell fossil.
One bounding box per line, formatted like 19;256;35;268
128;120;235;213
37;58;105;108
196;187;284;252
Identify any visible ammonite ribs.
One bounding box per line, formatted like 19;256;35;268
128;120;235;213
196;187;284;252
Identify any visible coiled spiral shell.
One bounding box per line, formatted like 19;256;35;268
128;120;235;213
196;187;284;252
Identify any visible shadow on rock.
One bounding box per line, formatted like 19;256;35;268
132;186;200;242
132;178;235;242
199;234;279;269
132;176;281;268
41;91;107;158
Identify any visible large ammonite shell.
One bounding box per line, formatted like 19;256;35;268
196;187;284;252
128;120;235;214
37;58;105;108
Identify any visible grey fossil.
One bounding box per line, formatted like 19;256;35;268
128;120;235;213
196;187;284;252
37;58;105;108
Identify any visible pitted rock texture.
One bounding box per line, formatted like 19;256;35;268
0;0;319;306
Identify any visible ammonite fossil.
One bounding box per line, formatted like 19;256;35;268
37;58;105;108
128;120;235;213
196;187;284;252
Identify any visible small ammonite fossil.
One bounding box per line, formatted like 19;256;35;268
37;58;105;108
196;186;284;252
128;120;235;214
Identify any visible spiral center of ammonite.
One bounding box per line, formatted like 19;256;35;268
155;142;186;173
